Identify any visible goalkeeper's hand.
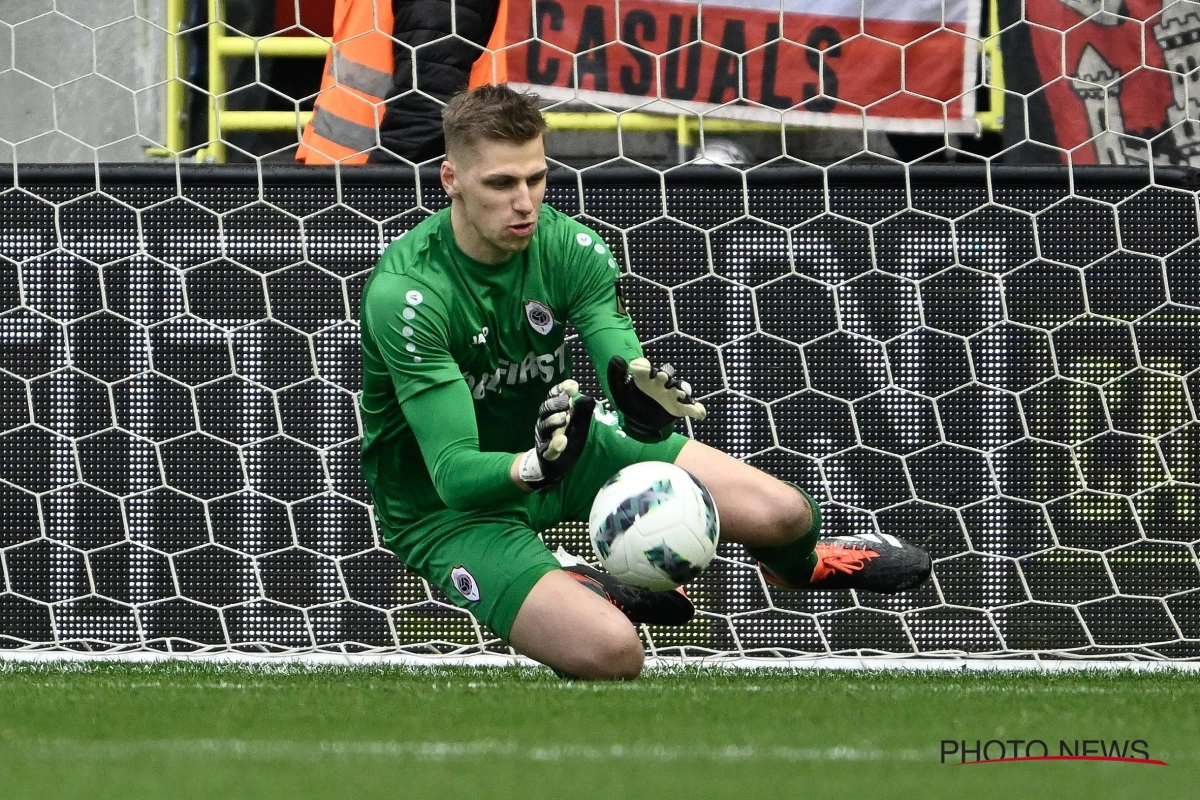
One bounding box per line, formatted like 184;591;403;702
606;356;707;442
516;380;596;492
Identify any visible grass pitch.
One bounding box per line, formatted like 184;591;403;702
0;662;1197;800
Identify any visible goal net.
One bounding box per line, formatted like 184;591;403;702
0;1;1198;663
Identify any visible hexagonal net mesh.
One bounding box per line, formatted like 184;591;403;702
0;2;1198;662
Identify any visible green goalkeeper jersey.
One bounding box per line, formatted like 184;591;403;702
360;204;643;531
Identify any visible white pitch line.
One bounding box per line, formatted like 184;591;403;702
2;650;1198;672
1;680;1186;697
7;738;931;763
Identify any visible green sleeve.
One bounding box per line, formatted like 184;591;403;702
361;271;462;406
560;224;644;402
582;325;643;402
364;267;524;510
562;222;679;441
402;381;527;511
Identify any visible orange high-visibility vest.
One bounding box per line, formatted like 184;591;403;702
297;0;508;165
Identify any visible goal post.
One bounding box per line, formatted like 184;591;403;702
1;1;1199;665
1;162;1198;662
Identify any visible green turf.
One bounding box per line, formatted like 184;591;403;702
0;662;1196;800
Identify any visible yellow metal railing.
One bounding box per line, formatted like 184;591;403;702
976;0;1005;133
156;0;1005;162
199;0;333;162
145;0;188;157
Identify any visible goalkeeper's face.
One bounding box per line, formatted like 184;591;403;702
442;135;548;264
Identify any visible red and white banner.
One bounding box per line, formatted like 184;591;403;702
1003;0;1200;166
490;0;980;133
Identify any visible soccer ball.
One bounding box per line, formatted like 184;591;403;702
588;461;720;592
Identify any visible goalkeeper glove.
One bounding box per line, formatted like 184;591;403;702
606;356;707;442
517;380;596;491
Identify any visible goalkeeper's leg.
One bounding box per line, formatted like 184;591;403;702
673;440;931;594
381;512;646;681
507;570;645;681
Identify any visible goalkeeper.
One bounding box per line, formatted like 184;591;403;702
360;85;931;680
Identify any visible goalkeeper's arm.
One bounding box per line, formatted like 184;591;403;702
566;259;705;442
606;355;706;442
403;379;595;510
578;326;707;443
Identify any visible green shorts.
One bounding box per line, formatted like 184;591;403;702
379;412;689;642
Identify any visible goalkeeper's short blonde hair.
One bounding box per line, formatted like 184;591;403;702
442;84;548;159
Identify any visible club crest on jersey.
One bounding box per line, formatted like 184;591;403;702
524;300;555;335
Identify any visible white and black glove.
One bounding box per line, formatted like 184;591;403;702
606;356;707;442
517;380;596;491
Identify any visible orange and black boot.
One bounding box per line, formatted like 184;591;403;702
760;534;932;594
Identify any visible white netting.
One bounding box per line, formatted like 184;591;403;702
0;1;1198;661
